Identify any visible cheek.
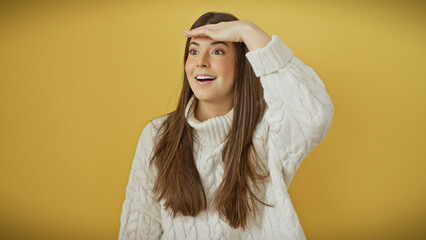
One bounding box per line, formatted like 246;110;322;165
185;59;195;75
214;58;235;76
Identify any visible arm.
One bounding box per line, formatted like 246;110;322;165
185;21;334;189
119;122;163;240
246;34;334;189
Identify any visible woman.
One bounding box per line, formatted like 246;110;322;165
119;12;334;240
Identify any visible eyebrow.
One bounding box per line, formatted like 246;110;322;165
189;41;229;48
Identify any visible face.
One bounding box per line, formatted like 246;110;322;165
185;37;236;107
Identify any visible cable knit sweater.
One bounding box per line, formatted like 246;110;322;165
119;35;334;240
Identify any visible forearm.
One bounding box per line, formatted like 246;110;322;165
246;36;334;188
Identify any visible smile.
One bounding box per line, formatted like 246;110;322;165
195;74;216;81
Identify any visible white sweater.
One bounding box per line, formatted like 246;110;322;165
119;35;334;240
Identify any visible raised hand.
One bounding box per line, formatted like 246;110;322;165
184;21;272;51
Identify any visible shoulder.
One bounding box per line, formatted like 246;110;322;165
132;114;169;171
143;114;169;136
137;114;170;149
140;114;169;140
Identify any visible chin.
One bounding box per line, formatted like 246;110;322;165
194;94;214;103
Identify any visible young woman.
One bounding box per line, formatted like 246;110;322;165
119;12;334;240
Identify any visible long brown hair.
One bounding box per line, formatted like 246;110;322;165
150;12;270;229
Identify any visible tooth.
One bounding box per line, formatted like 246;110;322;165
197;76;215;80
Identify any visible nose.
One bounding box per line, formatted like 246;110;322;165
196;52;210;68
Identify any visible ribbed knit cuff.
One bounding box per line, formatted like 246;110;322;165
245;35;294;77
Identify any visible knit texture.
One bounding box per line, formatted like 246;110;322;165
119;35;334;240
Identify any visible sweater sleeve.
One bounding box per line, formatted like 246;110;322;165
246;35;334;189
119;121;163;240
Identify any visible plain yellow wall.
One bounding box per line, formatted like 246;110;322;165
1;0;425;239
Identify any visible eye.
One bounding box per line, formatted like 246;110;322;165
189;49;198;55
212;49;225;55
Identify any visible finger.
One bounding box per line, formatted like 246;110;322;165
185;26;212;38
187;28;207;37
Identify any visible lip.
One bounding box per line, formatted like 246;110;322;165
195;73;216;78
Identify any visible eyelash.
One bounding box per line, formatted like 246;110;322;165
189;49;225;55
213;49;225;55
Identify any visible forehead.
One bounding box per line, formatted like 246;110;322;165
190;36;214;43
189;37;233;48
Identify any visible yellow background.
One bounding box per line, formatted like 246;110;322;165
1;0;425;239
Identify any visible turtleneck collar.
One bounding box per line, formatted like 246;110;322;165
185;96;234;147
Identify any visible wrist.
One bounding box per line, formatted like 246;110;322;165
241;22;272;51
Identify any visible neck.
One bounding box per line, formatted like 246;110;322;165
194;99;233;122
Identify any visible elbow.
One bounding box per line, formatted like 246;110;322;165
304;102;333;154
317;98;334;143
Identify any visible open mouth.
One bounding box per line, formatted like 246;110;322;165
196;75;216;82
